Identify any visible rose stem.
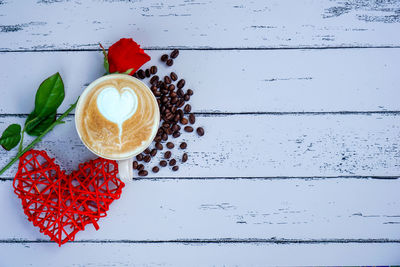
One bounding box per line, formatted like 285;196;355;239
0;98;79;176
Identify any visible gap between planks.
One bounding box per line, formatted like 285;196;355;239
2;46;400;53
1;238;400;244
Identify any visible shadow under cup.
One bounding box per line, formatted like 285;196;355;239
74;74;160;181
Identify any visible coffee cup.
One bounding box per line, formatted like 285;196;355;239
75;74;160;181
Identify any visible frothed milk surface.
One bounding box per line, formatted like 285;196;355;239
76;75;159;159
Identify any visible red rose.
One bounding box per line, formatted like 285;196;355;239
104;38;150;75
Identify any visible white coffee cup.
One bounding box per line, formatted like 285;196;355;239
75;74;160;181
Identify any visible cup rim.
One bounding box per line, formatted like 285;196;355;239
74;73;160;161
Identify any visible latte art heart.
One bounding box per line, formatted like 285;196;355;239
97;87;138;139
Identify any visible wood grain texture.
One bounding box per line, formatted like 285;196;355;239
0;242;399;266
1;178;400;240
1;49;400;114
0;0;400;50
1;114;399;178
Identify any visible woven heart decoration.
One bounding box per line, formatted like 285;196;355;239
13;150;125;246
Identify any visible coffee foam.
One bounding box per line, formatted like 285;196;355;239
76;75;159;160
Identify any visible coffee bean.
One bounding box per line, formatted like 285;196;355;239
189;113;196;124
160;160;167;167
132;72;138;78
164;151;171;159
136;154;143;161
166;128;173;135
169;158;176;166
155;142;163;150
172;131;181;138
187;89;194;96
170;72;178;81
184;126;193;132
166;59;173;66
170;49;179;59
184;104;191;113
152;166;159;173
144;155;151;162
162;133;168;141
138;164;144;171
150;75;159;85
180;142;187;149
168;84;175;91
150;66;158;74
138;170;148;176
137;69;145;79
150;149;157;157
184;94;190;101
179;117;187;125
178;109;184;118
177;100;185;108
177;88;184;97
177;79;185;89
144;148;151;154
133;161;138;169
164;76;171;84
182;153;188;163
166;142;174;149
161;54;168;62
196;127;205;136
172;166;179;171
171;124;179;132
145;69;151;78
154;136;162;142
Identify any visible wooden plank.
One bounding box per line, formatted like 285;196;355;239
0;114;399;178
0;242;399;266
1;49;400;114
1;1;400;50
1;178;400;240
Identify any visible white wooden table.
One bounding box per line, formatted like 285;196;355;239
1;1;400;266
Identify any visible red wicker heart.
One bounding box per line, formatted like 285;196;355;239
13;150;125;246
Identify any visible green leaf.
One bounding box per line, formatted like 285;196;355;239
119;68;134;75
25;111;57;136
0;124;21;151
99;43;109;73
33;72;65;119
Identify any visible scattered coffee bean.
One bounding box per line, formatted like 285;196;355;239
150;66;158;74
137;69;145;79
169;159;176;166
189;113;196;124
177;88;184;97
180;142;187;149
184;104;191;113
155;142;163;150
162;133;168;141
164;76;171;84
138;170;148;176
150;75;159;85
133;161;138;169
182;153;188;163
180;118;188;125
187;89;193;96
177;79;185;89
132;72;138;78
173;132;181;138
138;164;144;171
144;155;151;163
166;59;174;66
152;166;159;173
168;84;175;91
150;149;157;157
136;154;143;161
196;127;205;136
144;148;151;154
184;126;193;132
170;72;178;81
166;142;174;149
170;49;179;59
145;69;151;77
161;54;168;62
160;160;167;167
164;151;171;159
184;94;190;101
172;166;179;171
